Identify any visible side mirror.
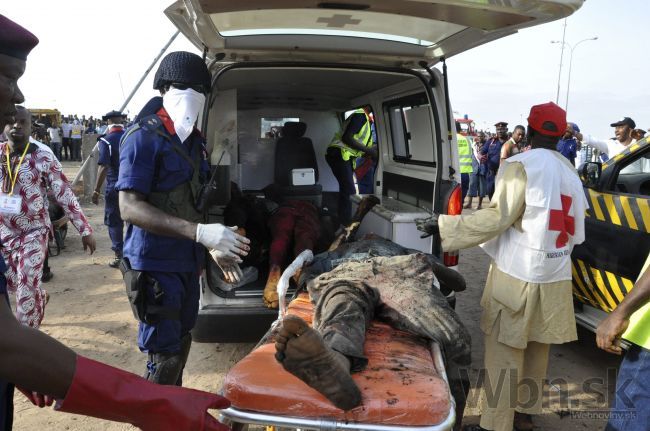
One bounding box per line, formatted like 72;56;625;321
578;161;602;188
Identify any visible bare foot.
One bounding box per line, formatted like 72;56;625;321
275;315;361;410
264;265;282;308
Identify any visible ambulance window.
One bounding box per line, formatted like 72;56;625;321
384;93;435;166
260;117;299;139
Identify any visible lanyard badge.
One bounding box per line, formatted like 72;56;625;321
0;144;29;214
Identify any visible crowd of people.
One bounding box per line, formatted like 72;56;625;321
457;117;647;210
31;114;133;162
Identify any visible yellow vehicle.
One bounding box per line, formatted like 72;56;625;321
30;108;62;126
573;137;650;331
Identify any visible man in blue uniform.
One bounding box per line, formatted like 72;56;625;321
92;110;127;268
481;121;508;199
556;122;580;166
116;51;250;386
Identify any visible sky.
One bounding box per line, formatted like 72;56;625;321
7;0;649;139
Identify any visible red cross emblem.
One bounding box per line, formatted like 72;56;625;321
548;194;575;248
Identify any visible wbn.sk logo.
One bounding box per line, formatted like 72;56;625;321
456;367;635;417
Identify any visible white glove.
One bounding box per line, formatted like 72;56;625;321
196;224;250;259
209;249;243;284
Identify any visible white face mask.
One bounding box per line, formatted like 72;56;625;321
162;87;206;142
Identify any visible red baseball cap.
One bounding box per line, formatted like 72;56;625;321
527;102;567;137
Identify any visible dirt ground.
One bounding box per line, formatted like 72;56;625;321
11;171;622;429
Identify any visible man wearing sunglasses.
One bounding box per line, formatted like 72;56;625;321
116;51;251;386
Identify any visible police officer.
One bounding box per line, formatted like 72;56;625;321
116;51;250;386
92;110;127;267
481;121;508;200
326;107;377;226
456;121;473;202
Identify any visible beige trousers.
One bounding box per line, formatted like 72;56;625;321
479;316;550;431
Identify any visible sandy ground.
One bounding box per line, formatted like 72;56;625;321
11;170;622;429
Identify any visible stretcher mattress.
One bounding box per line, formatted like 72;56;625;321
222;292;452;427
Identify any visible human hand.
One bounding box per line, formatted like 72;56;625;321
575;132;583;142
91;191;99;205
17;387;54;408
82;234;96;254
196;224;250;259
209;249;243;284
596;311;629;355
366;146;378;161
415;214;440;238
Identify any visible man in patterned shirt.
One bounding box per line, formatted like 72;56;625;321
0;106;96;328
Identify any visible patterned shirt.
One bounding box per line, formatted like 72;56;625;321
0;142;92;241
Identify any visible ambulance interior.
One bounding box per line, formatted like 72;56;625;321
203;66;445;297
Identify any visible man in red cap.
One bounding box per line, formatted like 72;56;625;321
0;14;231;431
417;102;588;431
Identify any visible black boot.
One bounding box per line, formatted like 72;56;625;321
109;252;122;268
143;352;184;385
175;334;193;386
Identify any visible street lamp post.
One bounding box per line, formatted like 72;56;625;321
551;37;598;115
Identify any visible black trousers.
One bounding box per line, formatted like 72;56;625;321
325;147;355;226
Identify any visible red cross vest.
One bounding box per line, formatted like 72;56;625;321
481;149;588;283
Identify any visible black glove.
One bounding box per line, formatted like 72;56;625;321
415;214;440;238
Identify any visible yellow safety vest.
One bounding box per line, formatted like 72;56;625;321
329;109;372;169
457;134;473;174
622;255;650;349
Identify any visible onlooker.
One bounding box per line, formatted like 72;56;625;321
95;119;107;135
499;124;525;163
465;132;487;210
47;121;62;160
70;118;83;161
85;115;96;134
596;254;650;431
577;117;637;162
556;122;580;166
456;121;473;202
61;117;71;160
632;128;646;141
481;121;508;199
1;106;96;328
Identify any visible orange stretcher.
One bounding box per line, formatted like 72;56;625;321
220;292;456;430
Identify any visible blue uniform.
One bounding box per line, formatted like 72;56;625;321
481;138;504;199
97;125;125;254
115;97;209;355
556;137;578;166
0;256;14;431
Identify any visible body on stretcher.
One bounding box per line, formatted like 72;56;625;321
220;292;456;430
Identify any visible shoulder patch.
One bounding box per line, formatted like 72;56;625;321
139;115;162;132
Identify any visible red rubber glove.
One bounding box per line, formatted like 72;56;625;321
56;355;231;431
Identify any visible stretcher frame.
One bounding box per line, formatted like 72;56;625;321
220;343;456;431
